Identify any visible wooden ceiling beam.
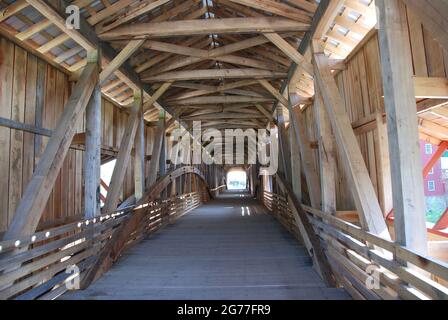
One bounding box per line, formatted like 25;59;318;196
99;0;171;33
99;38;146;85
418;118;448;140
139;39;213;76
169;95;275;105
87;0;134;26
182;112;267;120
312;0;345;40
263;32;314;75
15;19;52;40
141;39;280;71
25;0;94;51
36;33;70;54
284;0;318;13
135;36;205;73
169;80;260;99
228;0;312;23
429;108;448;120
143;82;173;114
0;0;29;22
99;17;310;40
417;99;448;114
169;85;264;101
255;103;275;122
258;79;288;107
141;35;291;75
214;0;264;17
143;68;287;82
26;0;186;128
54;46;84;64
333;15;370;37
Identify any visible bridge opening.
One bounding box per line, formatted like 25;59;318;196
226;169;247;190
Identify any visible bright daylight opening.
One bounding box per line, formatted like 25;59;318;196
226;169;247;190
100;159;116;207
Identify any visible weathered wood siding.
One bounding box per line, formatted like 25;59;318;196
301;7;448;212
0;35;149;233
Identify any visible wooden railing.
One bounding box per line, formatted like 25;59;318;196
261;189;448;300
259;173;335;287
262;191;301;242
210;185;227;194
0;166;209;300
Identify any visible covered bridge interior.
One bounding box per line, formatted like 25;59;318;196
0;0;448;300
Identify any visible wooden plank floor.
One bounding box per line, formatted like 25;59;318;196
61;191;350;300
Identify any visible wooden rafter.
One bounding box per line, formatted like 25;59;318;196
228;0;313;23
143;68;287;82
99;17;310;40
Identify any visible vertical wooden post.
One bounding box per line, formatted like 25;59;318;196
191;174;196;193
251;165;257;196
314;87;336;215
276;106;292;182
133;90;145;201
213;165;219;195
170;178;177;197
184;173;190;193
160;112;167;199
84;51;101;219
289;120;302;200
159;111;167;177
248;167;253;195
377;0;428;254
178;175;183;195
375;113;393;216
288;87;302;202
291;106;321;208
146;111;165;189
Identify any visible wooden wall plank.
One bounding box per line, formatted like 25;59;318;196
34;60;46;166
313;49;391;239
104;100;114;147
8;47;27;225
423;28;447;78
0;38;14;232
23;55;37;193
53;70;66;221
406;8;429;77
43;65;56;222
61;76;70;219
3;61;97;239
0;35;138;231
